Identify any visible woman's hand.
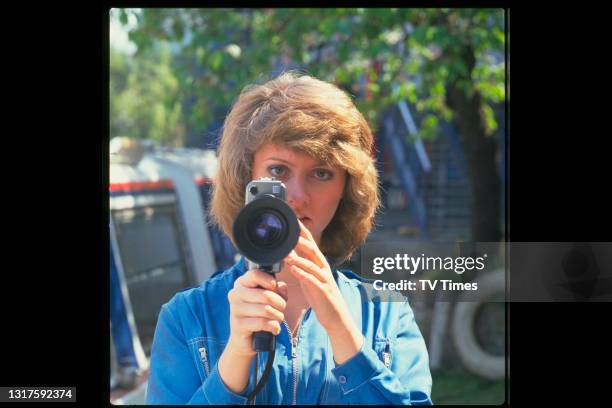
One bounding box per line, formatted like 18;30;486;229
284;220;364;364
218;269;288;393
225;269;289;358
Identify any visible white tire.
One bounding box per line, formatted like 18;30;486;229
451;268;506;380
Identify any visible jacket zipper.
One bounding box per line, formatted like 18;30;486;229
198;346;211;376
282;321;299;405
282;308;310;406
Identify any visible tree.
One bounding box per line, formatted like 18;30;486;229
121;8;506;241
110;42;185;145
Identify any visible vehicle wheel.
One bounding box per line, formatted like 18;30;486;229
451;268;506;380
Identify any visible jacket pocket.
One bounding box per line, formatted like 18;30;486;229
188;337;227;381
374;337;392;369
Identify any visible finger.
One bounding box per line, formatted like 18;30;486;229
298;219;315;241
289;264;323;289
237;317;282;335
276;280;289;302
237;269;279;291
293;236;326;268
234;301;284;321
235;287;287;311
286;251;327;283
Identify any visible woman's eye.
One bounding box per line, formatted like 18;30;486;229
313;169;333;181
268;165;286;177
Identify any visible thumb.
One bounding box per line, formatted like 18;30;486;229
276;280;289;302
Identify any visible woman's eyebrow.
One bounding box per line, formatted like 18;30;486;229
264;157;293;164
264;156;330;168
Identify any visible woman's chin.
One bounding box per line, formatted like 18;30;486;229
300;219;322;243
298;217;312;229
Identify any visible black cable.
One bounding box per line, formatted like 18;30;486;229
246;337;276;404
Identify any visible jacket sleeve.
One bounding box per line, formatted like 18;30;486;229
145;303;250;405
330;300;433;405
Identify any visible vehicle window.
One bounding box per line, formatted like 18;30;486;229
112;203;192;354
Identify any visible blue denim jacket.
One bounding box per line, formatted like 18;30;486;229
146;257;433;405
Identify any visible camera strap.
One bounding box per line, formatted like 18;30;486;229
246;339;276;404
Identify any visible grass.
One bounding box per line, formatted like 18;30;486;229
431;366;506;405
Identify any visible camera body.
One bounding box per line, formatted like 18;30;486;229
233;177;300;274
245;177;286;204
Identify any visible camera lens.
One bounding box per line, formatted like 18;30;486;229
233;195;299;266
247;211;286;247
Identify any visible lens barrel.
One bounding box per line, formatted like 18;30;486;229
233;195;299;266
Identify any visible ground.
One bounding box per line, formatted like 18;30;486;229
431;367;506;405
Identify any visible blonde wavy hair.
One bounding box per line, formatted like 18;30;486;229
210;72;380;264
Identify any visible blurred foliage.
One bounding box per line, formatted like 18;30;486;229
110;40;184;145
112;8;505;145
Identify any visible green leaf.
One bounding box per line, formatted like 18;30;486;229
335;66;350;83
209;51;223;71
482;103;498;135
367;82;380;94
412;26;428;45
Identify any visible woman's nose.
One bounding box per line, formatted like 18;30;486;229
286;178;309;210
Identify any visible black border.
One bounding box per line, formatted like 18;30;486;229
10;4;612;407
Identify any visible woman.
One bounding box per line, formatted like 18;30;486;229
146;72;433;405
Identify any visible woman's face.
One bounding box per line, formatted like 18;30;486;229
252;143;346;245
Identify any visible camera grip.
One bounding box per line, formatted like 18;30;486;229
252;278;278;352
253;330;275;352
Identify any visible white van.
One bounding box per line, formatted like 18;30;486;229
109;137;236;404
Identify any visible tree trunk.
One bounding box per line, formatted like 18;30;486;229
446;47;502;242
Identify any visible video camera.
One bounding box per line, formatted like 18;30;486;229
232;177;300;351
